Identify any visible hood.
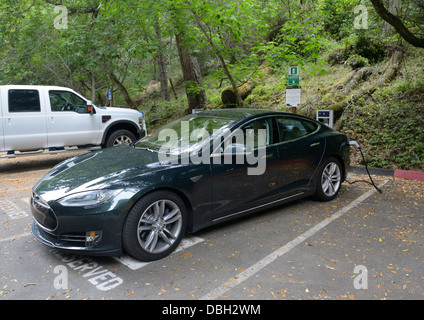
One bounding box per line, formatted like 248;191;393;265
96;106;140;116
34;145;163;203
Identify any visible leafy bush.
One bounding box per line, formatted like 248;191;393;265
341;91;424;170
346;35;387;64
347;54;370;69
320;0;360;39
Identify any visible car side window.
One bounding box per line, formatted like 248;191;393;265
239;118;271;149
8;89;41;112
276;117;309;142
49;90;88;113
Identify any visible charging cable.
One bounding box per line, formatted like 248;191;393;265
347;141;383;194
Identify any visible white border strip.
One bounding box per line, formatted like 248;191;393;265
201;180;389;300
114;236;205;270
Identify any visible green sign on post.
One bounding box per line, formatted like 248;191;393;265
288;66;300;86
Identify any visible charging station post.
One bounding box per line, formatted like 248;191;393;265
286;66;301;114
316;110;334;128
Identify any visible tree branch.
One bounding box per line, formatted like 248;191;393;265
370;0;424;48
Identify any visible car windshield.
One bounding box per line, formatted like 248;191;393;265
134;114;235;153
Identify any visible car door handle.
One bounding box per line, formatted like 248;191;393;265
310;142;320;147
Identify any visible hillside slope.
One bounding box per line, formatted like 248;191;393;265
140;46;424;171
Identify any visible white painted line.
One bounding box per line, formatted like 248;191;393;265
114;236;205;270
0;232;32;243
201;180;389;300
0;198;28;219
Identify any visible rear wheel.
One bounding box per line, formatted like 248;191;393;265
122;191;187;261
315;157;342;201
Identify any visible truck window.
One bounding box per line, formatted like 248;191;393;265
8;89;41;112
49;90;88;113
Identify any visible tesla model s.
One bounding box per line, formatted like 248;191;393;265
31;109;350;261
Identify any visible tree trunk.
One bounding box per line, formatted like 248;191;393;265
169;78;178;99
175;33;207;113
191;13;244;107
108;71;136;109
370;0;424;48
156;53;171;101
221;83;254;107
154;18;171;102
90;67;96;103
92;51;136;109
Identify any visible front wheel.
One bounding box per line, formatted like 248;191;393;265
105;129;136;147
315;157;342;201
122;191;187;261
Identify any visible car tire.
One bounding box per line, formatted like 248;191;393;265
314;157;342;201
122;191;187;261
105;129;136;147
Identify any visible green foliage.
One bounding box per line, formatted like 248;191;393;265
341;84;424;170
347;54;370;70
0;0;423;170
346;34;386;64
319;0;360;39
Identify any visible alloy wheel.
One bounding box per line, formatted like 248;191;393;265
136;199;183;254
321;162;341;197
113;134;132;146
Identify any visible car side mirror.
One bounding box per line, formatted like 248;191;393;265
86;100;95;114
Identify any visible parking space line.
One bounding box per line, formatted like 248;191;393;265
201;180;390;300
0;232;32;243
114;236;205;270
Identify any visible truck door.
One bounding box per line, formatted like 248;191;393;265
2;88;48;152
46;89;101;148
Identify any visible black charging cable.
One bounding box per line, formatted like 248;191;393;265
347;141;383;194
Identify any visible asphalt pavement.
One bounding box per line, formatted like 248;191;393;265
0;151;423;305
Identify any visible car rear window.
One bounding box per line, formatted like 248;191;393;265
8;89;41;112
301;119;319;133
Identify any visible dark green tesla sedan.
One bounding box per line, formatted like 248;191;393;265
31;109;350;261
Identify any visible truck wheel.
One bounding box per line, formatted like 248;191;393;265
105;129;136;147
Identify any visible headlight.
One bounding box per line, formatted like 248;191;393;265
58;189;123;208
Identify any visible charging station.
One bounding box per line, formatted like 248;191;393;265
316;110;334;128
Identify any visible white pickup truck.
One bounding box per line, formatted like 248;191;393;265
0;85;146;157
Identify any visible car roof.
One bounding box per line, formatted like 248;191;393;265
198;108;280;120
197;108;315;123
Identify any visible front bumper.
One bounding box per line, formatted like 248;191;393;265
31;219;123;256
30;190;134;257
